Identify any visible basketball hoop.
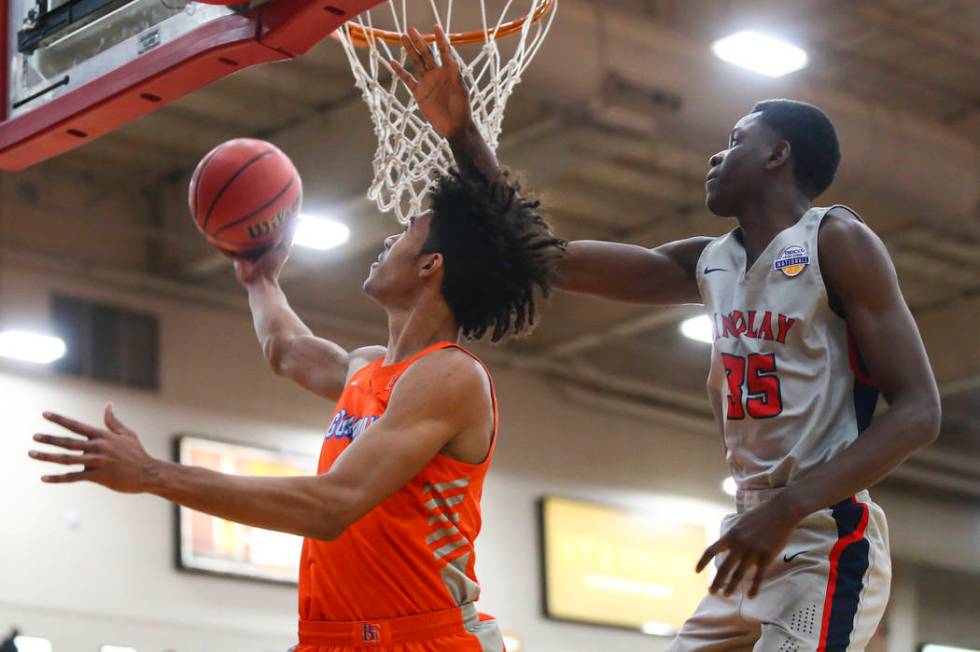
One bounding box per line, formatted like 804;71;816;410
335;0;557;222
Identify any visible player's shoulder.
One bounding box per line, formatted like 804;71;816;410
655;235;716;276
391;347;492;417
817;205;890;264
410;346;488;389
817;205;895;296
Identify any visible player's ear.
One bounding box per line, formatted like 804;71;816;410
418;252;444;278
766;140;792;171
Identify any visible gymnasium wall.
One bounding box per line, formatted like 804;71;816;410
1;260;979;652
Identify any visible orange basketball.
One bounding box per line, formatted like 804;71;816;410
188;138;302;258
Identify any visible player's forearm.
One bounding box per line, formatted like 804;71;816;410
245;278;314;348
778;395;940;519
145;459;353;541
448;121;501;183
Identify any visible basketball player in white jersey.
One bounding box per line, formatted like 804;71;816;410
398;28;940;651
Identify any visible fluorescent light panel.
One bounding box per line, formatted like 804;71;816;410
922;646;980;652
680;315;713;344
0;329;67;364
712;31;808;78
294;214;350;251
14;637;53;652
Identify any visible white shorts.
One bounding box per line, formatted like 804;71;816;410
668;490;890;652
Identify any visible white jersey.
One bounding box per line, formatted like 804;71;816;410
697;205;879;490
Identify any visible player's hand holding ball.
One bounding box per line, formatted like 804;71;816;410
233;225;295;288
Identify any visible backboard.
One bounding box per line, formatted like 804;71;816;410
0;0;385;170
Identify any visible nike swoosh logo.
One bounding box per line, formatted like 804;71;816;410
783;550;809;563
704;267;727;274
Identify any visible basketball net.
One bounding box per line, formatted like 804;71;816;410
336;0;557;222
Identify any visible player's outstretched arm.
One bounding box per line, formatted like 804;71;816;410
234;234;383;401
695;208;941;599
29;349;491;541
555;237;712;305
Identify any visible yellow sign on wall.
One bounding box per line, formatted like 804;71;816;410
176;435;316;583
540;496;714;635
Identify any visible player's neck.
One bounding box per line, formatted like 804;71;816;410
735;185;810;266
383;291;459;364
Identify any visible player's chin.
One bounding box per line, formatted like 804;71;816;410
362;265;378;294
705;191;734;218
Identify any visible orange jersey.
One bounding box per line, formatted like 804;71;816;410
298;342;497;623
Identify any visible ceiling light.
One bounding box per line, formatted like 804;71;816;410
0;329;67;364
101;647;139;652
502;634;523;651
294;214;350;251
922;647;980;652
14;637;53;652
721;476;737;497
680;315;713;344
711;31;808;78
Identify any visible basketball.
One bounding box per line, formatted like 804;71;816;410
188;138;302;258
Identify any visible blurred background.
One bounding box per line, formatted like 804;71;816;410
1;0;978;650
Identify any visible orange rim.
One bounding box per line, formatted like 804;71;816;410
340;0;556;48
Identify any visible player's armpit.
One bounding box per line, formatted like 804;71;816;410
312;348;493;539
553;237;711;305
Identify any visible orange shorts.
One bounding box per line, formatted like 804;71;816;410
293;605;502;652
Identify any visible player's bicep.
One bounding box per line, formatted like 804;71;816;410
555;237;709;304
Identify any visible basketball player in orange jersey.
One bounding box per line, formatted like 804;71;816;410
398;26;941;650
27;69;564;652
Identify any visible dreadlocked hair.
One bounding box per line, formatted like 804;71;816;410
424;169;566;342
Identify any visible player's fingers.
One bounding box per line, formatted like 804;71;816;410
104;403;132;436
433;24;453;67
409;28;436;70
32;434;95;452
710;550;739;594
390;60;418;89
723;556;754;596
28;450;88;466
696;539;726;573
42;470;95;484
42;412;104;439
400;33;426;71
748;555;770;598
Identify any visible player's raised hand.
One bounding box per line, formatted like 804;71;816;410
30;404;156;494
695;494;802;599
234;223;295;287
391;25;473;139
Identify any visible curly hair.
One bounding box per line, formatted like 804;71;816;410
752;99;841;199
424;170;566;342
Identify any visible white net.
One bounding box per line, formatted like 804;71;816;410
336;0;557;222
